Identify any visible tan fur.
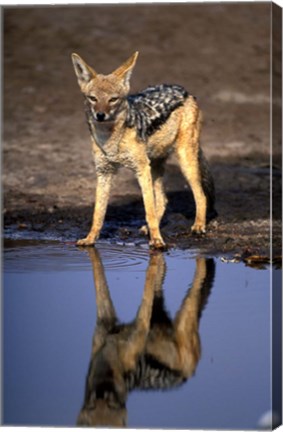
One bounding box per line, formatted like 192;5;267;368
72;52;212;249
77;248;213;427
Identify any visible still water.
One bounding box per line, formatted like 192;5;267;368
3;240;272;429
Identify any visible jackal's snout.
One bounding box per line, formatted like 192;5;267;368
96;112;106;122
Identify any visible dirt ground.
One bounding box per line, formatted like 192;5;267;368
3;3;282;262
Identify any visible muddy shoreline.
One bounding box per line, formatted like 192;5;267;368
3;171;281;264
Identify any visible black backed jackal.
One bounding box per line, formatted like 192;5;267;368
77;248;215;427
72;52;215;249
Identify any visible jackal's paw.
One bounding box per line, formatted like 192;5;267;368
139;225;149;236
191;223;206;235
76;237;95;247
149;238;167;250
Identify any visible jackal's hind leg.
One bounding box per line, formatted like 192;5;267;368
175;100;214;234
173;257;215;377
176;145;207;235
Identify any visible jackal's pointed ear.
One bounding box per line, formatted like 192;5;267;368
112;52;139;87
71;53;96;88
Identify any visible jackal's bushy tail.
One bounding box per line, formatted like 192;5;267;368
198;258;216;319
198;149;216;217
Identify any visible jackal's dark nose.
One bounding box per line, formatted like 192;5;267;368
96;112;105;122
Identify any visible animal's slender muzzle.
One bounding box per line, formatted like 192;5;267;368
96;112;106;122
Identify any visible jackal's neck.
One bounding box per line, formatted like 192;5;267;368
85;100;127;154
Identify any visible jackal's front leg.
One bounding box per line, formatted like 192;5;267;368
87;248;117;350
88;247;117;324
77;172;113;246
136;165;166;250
120;253;160;370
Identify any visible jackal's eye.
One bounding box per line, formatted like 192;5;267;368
87;95;97;103
109;96;119;103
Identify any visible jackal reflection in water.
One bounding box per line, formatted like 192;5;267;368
77;249;215;427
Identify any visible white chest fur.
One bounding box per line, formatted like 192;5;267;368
93;122;114;147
